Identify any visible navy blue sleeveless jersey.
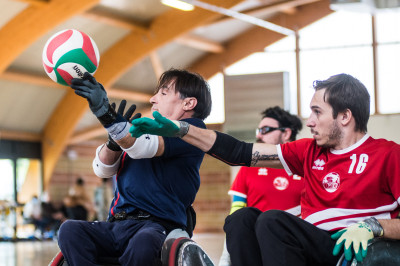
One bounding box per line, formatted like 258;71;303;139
108;118;206;227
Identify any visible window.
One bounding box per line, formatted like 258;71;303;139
375;11;400;114
207;9;399;121
0;140;42;239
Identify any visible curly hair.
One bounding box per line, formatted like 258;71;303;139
261;106;303;141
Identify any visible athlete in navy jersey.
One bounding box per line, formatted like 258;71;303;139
130;73;400;266
108;118;205;226
58;69;212;266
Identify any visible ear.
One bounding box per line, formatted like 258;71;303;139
281;128;292;143
339;109;352;126
182;97;197;111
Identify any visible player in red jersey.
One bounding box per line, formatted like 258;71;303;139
219;107;304;266
129;73;400;265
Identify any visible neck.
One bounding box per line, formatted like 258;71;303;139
334;131;366;150
178;111;195;120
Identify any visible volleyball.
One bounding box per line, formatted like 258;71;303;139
42;29;100;86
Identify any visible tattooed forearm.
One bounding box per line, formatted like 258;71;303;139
251;151;279;166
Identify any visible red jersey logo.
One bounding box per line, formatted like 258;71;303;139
273;177;289;191
322;172;340;193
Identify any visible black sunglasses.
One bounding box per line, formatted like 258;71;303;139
256;126;286;135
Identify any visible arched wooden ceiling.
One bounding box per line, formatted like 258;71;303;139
0;0;332;188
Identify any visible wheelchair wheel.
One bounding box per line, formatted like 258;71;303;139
48;251;67;266
336;239;400;266
161;236;214;266
48;251;120;266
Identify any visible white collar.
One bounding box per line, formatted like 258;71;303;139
330;134;370;155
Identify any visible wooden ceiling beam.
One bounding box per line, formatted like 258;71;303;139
108;87;152;103
176;35;224;53
0;130;41;142
209;0;320;26
282;7;298;15
0;70;65;90
68;125;106;145
82;5;225;53
14;0;48;7
190;0;333;79
92;0;244;86
0;0;99;74
0;70;152;103
82;9;148;34
0;0;99;189
149;52;164;79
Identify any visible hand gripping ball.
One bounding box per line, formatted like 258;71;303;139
42;29;100;86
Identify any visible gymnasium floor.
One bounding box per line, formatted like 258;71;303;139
0;233;225;266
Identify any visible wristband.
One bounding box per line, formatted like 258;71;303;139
105;114;129;141
230;201;247;215
176;121;190;138
106;137;122;151
97;104;118;126
364;217;384;237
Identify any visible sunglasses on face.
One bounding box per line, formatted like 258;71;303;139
256;126;286;135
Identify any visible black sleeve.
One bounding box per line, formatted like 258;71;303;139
206;131;253;167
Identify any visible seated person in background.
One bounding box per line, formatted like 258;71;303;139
63;177;92;221
219;106;304;266
58;68;212;266
93;177;114;221
24;194;66;239
129;73;400;265
23;195;42;235
40;192;66;238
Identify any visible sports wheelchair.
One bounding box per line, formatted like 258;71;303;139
336;238;400;266
49;207;214;266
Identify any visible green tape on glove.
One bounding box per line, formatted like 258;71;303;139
331;221;373;262
129;111;180;138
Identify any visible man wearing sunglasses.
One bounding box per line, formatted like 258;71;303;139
219;106;304;266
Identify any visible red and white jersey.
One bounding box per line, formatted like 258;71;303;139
277;134;400;231
229;167;304;216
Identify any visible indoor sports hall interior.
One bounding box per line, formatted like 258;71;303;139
1;0;400;265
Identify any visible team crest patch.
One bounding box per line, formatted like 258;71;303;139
273;177;289;190
322;172;340;193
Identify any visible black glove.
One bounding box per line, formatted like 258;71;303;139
71;72;116;125
106;100;142;151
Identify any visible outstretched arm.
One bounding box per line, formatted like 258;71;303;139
183;123;217;152
71;74;164;164
130;111;283;168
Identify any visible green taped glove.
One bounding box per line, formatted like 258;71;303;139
129;111;189;138
331;222;372;262
331;217;383;262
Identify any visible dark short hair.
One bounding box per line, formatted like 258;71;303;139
76;177;84;185
313;73;370;133
155;68;212;120
261;106;303;141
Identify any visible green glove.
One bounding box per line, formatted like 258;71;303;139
331;217;383;262
129;111;189;138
